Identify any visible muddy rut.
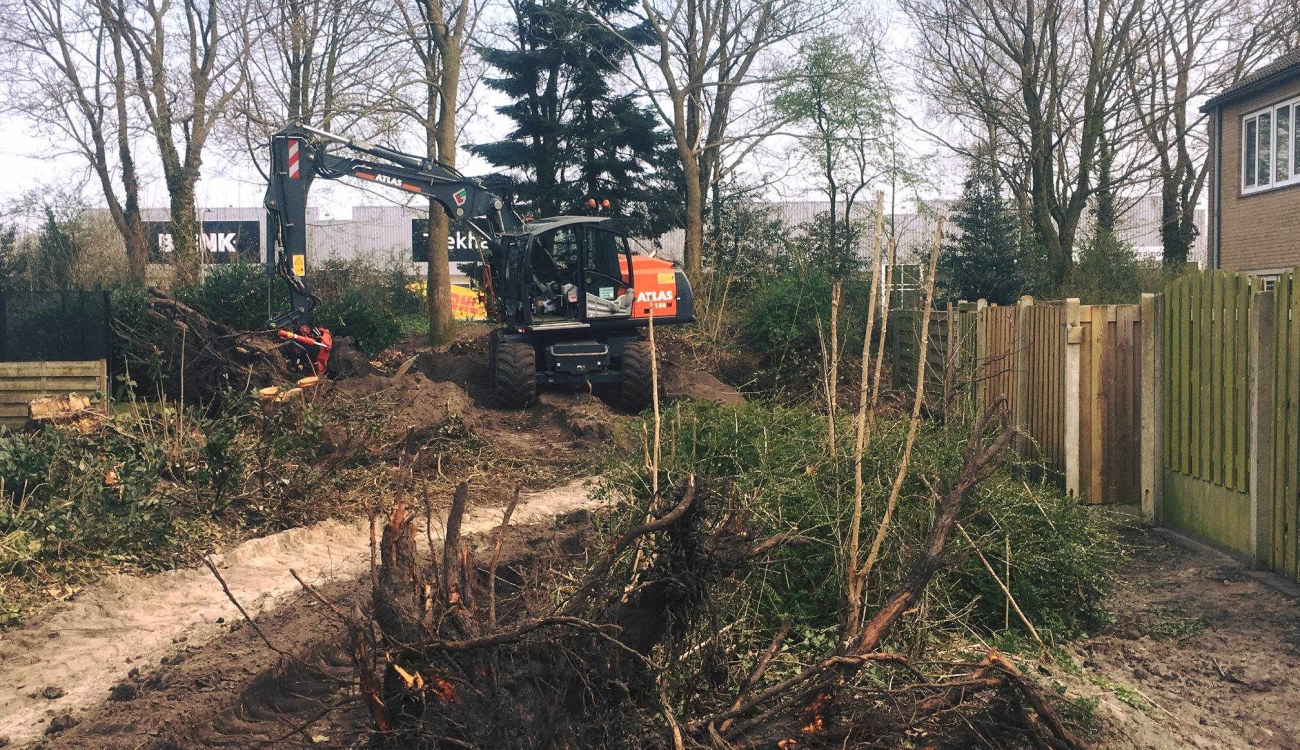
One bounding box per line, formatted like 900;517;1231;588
0;477;602;748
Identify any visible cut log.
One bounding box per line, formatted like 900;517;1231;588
29;393;92;421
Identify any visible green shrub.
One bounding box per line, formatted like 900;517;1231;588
318;290;403;355
163;259;410;355
603;400;1120;654
176;263;282;331
741;272;874;355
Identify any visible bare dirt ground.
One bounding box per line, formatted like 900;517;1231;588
0;330;747;749
1059;527;1300;749
0;478;600;748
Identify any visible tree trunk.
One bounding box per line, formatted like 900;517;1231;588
427;40;462;346
1160;182;1192;267
168;178;201;289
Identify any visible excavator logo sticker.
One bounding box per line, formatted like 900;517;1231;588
454;188;468;207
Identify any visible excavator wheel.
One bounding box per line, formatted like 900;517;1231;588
494;341;536;408
486;330;500;379
618;339;655;413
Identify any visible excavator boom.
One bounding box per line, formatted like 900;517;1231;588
263;122;517;331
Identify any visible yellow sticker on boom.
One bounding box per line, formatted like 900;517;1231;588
657;272;675;284
292;254;306;277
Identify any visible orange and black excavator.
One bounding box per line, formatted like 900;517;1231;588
263;122;694;410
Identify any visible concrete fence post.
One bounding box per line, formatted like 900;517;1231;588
1249;289;1275;569
1064;298;1083;500
1013;296;1034;455
1139;293;1164;525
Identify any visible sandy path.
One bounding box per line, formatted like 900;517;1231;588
0;477;602;748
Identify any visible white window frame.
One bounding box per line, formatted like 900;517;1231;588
1242;95;1300;195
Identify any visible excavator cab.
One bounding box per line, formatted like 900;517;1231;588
521;219;635;323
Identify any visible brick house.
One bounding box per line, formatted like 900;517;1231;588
1204;50;1300;276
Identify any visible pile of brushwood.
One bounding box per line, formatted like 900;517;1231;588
312;397;1103;749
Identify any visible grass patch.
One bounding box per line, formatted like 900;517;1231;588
0;386;394;626
1087;675;1150;713
1143;604;1207;640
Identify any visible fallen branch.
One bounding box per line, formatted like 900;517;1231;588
564;475;696;614
851;397;1013;656
202;556;288;657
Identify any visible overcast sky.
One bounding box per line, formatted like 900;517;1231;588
0;1;963;225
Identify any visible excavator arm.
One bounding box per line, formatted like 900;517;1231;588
263;122;519;332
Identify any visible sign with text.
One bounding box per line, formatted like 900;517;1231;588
147;221;261;264
411;218;489;263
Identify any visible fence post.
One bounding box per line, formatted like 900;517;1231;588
974;299;989;410
1064;298;1083;499
1249;289;1275;569
1139;293;1164;525
1014;296;1034;455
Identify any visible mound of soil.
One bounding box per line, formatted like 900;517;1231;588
660;365;745;406
344;371;480;438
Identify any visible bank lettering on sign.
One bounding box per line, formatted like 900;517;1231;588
147;221;261;264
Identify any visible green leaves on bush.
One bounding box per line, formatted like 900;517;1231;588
604;400;1120;656
176;263;284;331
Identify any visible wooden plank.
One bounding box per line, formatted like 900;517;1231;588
1092;306;1107;502
1202;273;1215;481
1224;275;1238;488
0;404;30;418
1180;276;1192;474
1168;279;1179;471
0;361;103;377
1206;271;1216;483
1188;276;1199;477
1236;274;1251;492
0;377;103;392
1079;310;1093;502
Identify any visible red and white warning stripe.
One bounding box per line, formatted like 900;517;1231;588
287;139;300;178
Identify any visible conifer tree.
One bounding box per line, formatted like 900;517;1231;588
938;147;1022;304
471;0;679;236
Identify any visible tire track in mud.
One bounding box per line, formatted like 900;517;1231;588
0;477;602;748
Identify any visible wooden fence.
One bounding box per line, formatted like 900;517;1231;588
890;297;1144;504
1163;271;1254;490
884;268;1300;584
0;360;107;428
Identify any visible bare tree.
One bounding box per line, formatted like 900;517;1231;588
1124;0;1285;267
232;0;401;151
108;0;250;288
904;0;1152;290
388;0;487;345
1;0;149;282
615;0;829;283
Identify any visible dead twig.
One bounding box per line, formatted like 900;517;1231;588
488;485;522;629
202;556;288;657
564;475;696;614
954;522;1044;647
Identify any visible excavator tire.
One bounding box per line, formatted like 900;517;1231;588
618;339;654;413
494;341;536;408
